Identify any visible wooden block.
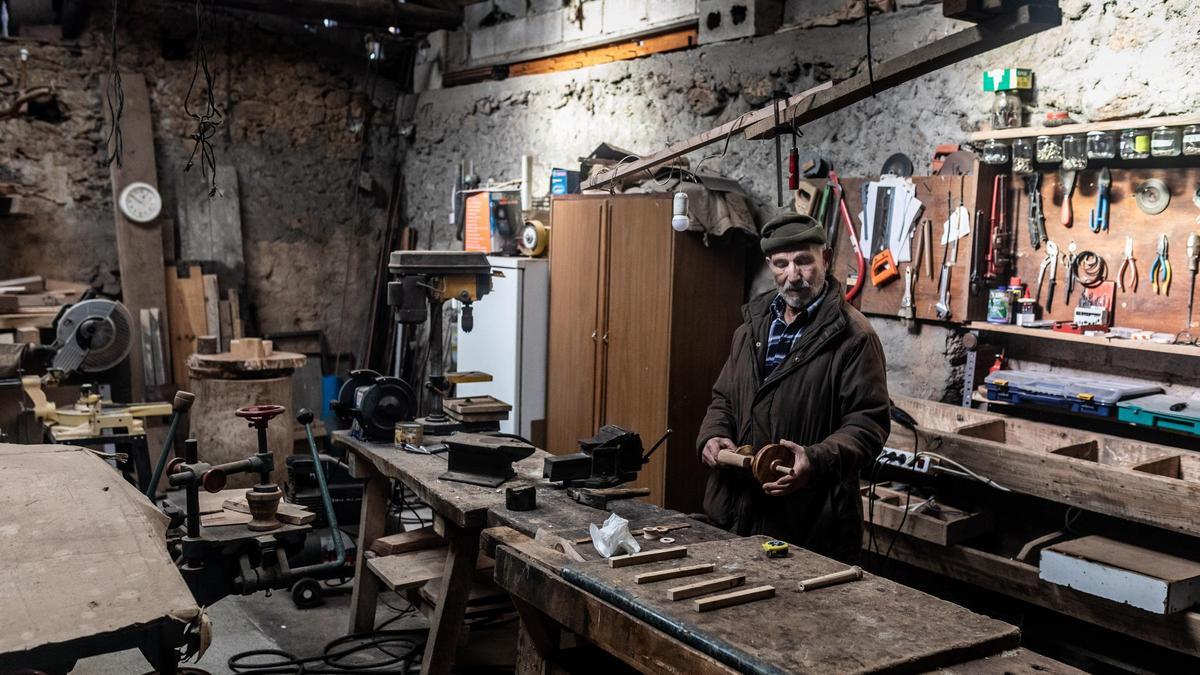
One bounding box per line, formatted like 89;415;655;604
369;525;444;557
666;574;745;601
609;545;688;568
222;496;315;525
693;585;775;612
228;289;243;339
1040;536;1200;614
635;563;715;584
218;299;232;352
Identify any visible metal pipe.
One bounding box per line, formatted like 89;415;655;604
287;408;347;577
182;439;201;539
145;391;195;500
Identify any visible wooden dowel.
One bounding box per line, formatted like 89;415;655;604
635;563;715;584
608;545;688;568
666;574;745;601
694;585;776;612
716;449;751;469
798;566;863;592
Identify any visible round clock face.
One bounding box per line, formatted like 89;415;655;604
118;181;162;223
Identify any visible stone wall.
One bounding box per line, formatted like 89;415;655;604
403;0;1200;401
1;6;399;359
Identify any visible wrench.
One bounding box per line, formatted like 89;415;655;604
1036;241;1060;309
899;266;915;324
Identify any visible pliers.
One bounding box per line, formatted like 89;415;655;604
1089;167;1110;233
1037;240;1059;309
1150;234;1172;295
1119;236;1138;293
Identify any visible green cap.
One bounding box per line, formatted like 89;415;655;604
760;214;826;255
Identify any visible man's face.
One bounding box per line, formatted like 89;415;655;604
767;244;829;309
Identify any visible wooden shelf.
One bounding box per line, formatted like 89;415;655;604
968;113;1200;142
965;321;1200;358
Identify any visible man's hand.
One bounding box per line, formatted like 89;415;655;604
701;437;737;468
762;439;812;496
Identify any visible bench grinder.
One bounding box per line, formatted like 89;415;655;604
388;251;494;435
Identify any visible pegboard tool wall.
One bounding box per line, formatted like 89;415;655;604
1014;166;1200;334
830;163;1200;333
830;163;1002;323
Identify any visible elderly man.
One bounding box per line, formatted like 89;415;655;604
696;213;890;562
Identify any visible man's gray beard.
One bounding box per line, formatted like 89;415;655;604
780;280;824;309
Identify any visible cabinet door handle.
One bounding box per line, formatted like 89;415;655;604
602;333;609;344
591;331;598;341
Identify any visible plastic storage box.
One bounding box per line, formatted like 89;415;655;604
1117;395;1200;437
984;370;1163;418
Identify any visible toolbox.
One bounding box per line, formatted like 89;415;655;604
984;370;1163;417
1117;395;1200;437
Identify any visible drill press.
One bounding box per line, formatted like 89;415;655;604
388;251;494;435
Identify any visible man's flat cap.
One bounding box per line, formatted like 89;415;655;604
760;213;826;255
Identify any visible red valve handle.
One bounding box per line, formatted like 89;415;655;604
235;404;286;423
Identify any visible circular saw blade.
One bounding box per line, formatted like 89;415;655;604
1135;178;1170;215
881;153;914;178
52;299;134;373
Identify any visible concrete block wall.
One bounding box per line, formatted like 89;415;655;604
403;0;1200;403
460;0;699;67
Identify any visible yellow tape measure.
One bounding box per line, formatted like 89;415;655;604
762;539;790;558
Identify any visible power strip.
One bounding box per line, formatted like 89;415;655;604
877;447;933;473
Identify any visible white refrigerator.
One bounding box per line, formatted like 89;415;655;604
454;256;548;441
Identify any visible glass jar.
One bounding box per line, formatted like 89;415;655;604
1120;128;1151;159
1036;135;1063;163
1184;125;1200;156
1086;130;1116;159
991;90;1022;130
1151;126;1182;157
982;139;1010;164
1012;138;1035;174
1062;133;1088;170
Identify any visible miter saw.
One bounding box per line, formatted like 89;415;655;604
12;298;171;441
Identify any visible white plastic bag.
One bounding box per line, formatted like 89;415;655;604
588;512;641;558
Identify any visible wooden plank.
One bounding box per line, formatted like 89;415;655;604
862;484;994;546
580;81;832;190
200;510;253;527
227;289;243;339
0;276;45;292
635;563;715;584
508;28;697;78
369;525;444;557
202;274;221;348
164;264;208;386
693;585;775;613
218;299;232;352
366;546;494;592
969;113;1200;142
177;164;245;290
666;574;744;601
103;73;170;401
879;532;1200;658
0;296;18;313
743;3;1061;140
1041;536;1200;614
222;496;315;525
932;648;1087;674
609;546;688;568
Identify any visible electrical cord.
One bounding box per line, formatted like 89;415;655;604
102;0;124;166
183;0;222;196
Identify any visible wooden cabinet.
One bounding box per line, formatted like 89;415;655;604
547;194;745;513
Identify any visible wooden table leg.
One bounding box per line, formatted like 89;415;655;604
421;525;481;675
348;461;389;634
513;597;560;675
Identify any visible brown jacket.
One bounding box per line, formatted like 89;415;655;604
696;278;890;561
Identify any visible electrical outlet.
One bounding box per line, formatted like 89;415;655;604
877;447;933;473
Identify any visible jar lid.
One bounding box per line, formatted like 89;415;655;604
1046;111;1070;121
1087;130;1108;136
1153;126;1172;131
1036;134;1055;140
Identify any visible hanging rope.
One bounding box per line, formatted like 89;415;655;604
102;0;124;167
183;0;222;196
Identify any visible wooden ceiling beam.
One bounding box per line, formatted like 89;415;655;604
581;1;1061;191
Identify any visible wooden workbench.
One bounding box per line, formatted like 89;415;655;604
335;431;1075;675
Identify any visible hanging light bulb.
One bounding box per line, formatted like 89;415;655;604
671;191;689;232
